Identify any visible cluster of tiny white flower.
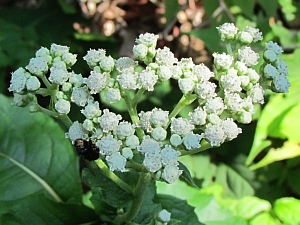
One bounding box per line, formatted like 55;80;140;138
8;23;290;184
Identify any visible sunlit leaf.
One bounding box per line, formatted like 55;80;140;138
274;197;300;225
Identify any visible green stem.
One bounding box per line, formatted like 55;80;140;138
113;172;152;223
179;140;211;156
95;159;133;194
165;94;197;128
225;43;232;55
126;160;147;172
121;89;144;139
132;88;146;107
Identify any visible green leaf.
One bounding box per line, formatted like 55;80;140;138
280;103;300;142
178;161;199;188
271;22;298;47
249;141;300;170
221;196;271;219
232;0;254;19
164;0;181;25
249;212;278;225
257;0;278;17
82;167;133;208
1;193;98;225
155;194;203;225
0;94;97;223
274;197;300;225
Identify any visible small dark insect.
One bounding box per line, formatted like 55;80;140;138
74;139;99;161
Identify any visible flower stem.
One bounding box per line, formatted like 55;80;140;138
179;140;211;156
165;93;197;128
95;158;133;194
113;172;152;223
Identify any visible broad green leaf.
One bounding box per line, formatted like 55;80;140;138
257;0;278;17
280;104;300;142
221;196;271;219
0;94;97;223
155;194;203;225
274;197;300;225
250;212;278;225
271;22;297;47
232;0;254;19
249;141;300;170
1;193;98;225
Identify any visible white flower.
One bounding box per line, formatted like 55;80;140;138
161;165;182;184
204;123;225;147
194;81;217;100
143;153;162;172
66;121;88;142
265;41;283;55
12;93;29;107
133;44;148;60
138;111;153;132
263;64;279;79
50;44;69;57
170;117;194;136
100;56;115;72
220;71;242;93
170;134;182;147
213;53;233;71
83;119;94;131
135;33;159;47
71;86;90;107
224;92;244;113
189;107;207;125
26;57;49;77
222;118;242;141
217;23;239;41
81;100;101;119
275;59;288;76
157;65;172;81
235;61;248;76
238;47;260;67
137;135;161;155
83;49;106;68
150;108;169;128
62;52;77;67
272;74;290;93
207;113;222;125
115;57;137;73
122;147;133;159
161;145;180;166
247;84;264;104
238;31;253;45
178;58;194;71
49;67;69;85
263;49;278;63
98;109;122;132
151;127;167;141
155;47;178;66
237;111;252;124
244;26;263;42
8;68;28;93
69;72;84;87
86;71;108;94
55;99;70;114
116;71;138;90
104;88;121;103
178;77;195;94
35;47;52;64
125;135;140;149
137;67;158;91
116;121;135;140
204;97;226;115
183;133;202;150
170;65;183;79
246;68;260;84
157;210;171;223
96;134;121;156
192;64;214;82
106;152;126;172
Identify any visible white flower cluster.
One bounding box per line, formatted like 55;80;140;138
8;23;290;185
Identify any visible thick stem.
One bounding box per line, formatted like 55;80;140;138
95;159;133;194
113;172;152;224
